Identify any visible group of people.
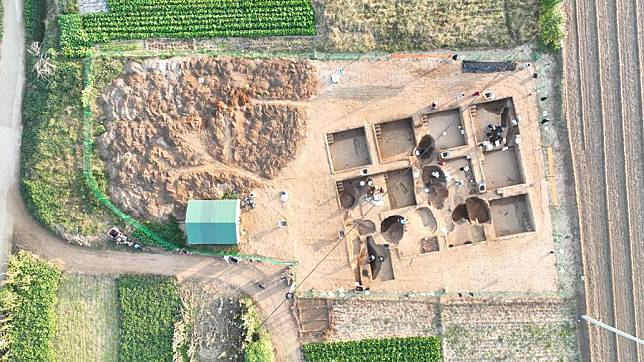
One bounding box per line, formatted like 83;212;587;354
107;227;143;251
358;178;385;203
484;123;507;148
241;192;257;210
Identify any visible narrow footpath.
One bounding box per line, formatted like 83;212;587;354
0;0;25;277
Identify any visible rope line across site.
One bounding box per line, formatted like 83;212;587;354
258;51;527;327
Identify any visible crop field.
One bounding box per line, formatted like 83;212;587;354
116;275;182;361
0;251;61;361
54;274;119;362
444;323;577;360
318;0;539;51
59;0;316;56
564;0;644;358
303;337;441;361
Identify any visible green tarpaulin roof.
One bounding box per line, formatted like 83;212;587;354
185;199;240;245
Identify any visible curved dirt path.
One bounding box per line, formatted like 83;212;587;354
563;0;643;360
12;187;304;361
0;1;303;360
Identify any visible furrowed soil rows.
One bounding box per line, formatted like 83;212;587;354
564;0;644;359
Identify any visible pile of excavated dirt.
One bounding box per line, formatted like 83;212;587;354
97;57;319;220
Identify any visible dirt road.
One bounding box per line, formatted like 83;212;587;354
0;0;25;277
12;190;304;361
563;0;643;360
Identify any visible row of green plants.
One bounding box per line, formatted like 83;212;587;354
24;0;45;41
59;0;316;57
116;275;182;361
303;336;442;361
0;251;62;361
538;0;565;51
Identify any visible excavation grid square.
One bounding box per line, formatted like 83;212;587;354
489;194;534;237
474;98;517;144
482;147;524;189
385;169;417;209
425;109;466;150
375;118;416;160
327;127;371;172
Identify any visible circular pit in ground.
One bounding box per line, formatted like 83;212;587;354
415;207;437;233
355;220;377;235
422;165;447;186
381;215;405;243
451;197;491;223
416;135;436;159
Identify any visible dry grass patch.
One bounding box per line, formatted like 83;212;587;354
53;274;119;362
319;0;538;51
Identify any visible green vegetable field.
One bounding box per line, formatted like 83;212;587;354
116;275;182;362
303;336;442;362
59;0;316;56
0;251;62;361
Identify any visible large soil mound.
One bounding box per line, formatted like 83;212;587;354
97;57;319;220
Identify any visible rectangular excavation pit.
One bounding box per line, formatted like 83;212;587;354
422;109;467;150
473;98;518;144
374;118;416;161
489;194;534;237
441;157;476;193
385;168;417;209
326;127;371;172
482;146;524;189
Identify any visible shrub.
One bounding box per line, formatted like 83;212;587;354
0;251;62;361
20;55;111;238
538;0;565;51
240;298;275;362
303;336;442;361
116;275;182;362
24;0;45;41
132;218;187;248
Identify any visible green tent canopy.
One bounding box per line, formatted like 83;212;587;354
185;199;240;245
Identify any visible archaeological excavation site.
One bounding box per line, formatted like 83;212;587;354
9;0;613;358
94;55;557;295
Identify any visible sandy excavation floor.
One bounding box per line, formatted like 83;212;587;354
99;56;556;294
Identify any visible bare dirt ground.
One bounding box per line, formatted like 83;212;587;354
242;58;555;294
98;57;318;220
563;0;644;360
